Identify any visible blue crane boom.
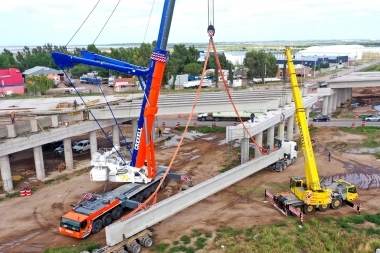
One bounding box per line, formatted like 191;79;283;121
52;0;176;180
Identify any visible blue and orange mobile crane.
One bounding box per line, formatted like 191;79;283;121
52;0;192;243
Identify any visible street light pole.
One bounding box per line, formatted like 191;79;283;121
313;60;316;79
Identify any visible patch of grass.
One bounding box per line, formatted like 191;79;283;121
180;235;191;245
151;243;170;252
176;126;225;134
375;152;380;159
173;240;179;245
205;231;212;238
190;229;202;238
43;242;100;253
363;140;380;148
5;191;20;199
44;179;55;185
194;237;207;250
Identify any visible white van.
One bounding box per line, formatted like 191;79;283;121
72;140;90;153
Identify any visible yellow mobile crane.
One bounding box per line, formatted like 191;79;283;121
265;47;361;220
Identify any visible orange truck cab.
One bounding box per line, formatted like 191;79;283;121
60;212;91;238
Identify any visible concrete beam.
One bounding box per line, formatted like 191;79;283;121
90;99;282;120
0;119;127;157
105;149;295;246
226;96;318;140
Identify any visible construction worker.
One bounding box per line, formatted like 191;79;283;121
10;111;15;124
267;143;270;154
158;128;162;137
73;99;77;110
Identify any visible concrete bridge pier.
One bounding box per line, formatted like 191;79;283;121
240;137;249;164
278;122;285;141
33;146;45;180
287;115;294;140
63;138;74;170
327;94;333;114
254;132;263;158
90;131;97;158
0;155;13;192
113;125;119;147
306;107;310;120
267;126;275;150
322;96;329;115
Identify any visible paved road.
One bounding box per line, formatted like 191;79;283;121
314;59;380;83
156;117;380;128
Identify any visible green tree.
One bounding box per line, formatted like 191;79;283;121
70;65;90;78
244;50;278;83
25;75;54;95
183;63;202;76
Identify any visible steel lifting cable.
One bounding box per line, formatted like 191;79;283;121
205;0;268;154
93;0;121;44
65;0;101;47
119;40;214;221
87;68;132;157
61;70;128;163
210;40;268;154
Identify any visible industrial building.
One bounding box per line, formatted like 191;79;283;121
0;68;25;95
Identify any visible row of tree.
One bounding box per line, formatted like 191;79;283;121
0;43;279;88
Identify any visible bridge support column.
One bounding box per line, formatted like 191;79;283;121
267;125;275;149
334;93;338;111
90;131;97;157
33;146;45;180
254;132;263;158
278;122;285;141
349;88;352;100
63;138;74;170
132;119;138;148
113;124;119;147
328;95;333;114
240;137;249;164
287;115;294;140
306;107;310;120
322;96;329;115
0;155;13;192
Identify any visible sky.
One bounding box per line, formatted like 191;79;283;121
0;0;379;47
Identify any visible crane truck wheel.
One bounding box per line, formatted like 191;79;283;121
303;204;316;214
214;117;220;122
102;213;113;226
331;198;342;209
139;236;153;247
112;206;123;220
201;117;206;121
143;188;151;199
91;219;103;234
128;241;141;253
318;204;330;212
134;194;144;203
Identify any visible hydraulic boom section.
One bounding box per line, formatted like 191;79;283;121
285;47;321;192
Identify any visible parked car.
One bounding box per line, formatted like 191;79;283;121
72;140;90;153
54;144;65;155
363;115;380;122
313;115;330;122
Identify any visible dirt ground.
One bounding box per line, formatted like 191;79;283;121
1;125;380;253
